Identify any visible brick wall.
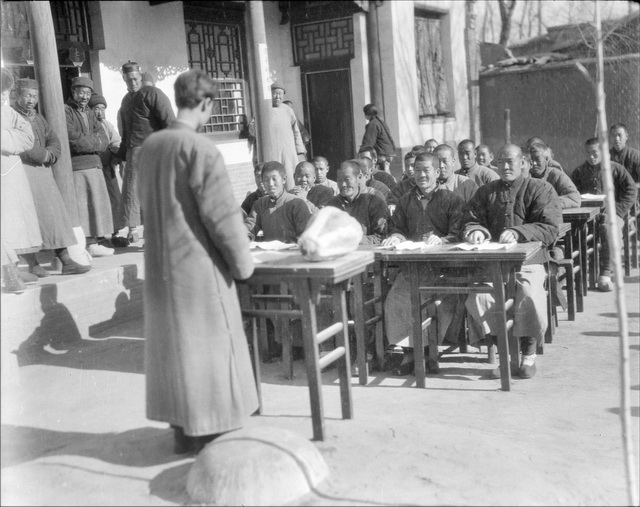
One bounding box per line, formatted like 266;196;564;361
228;161;256;206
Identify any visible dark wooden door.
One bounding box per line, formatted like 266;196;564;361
305;69;354;181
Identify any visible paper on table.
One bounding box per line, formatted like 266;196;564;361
455;242;517;251
581;193;606;200
250;240;298;251
376;240;433;251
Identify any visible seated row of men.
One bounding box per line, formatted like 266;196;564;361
240;138;637;380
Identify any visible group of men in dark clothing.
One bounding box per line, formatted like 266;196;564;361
240;125;638;380
1;62;174;292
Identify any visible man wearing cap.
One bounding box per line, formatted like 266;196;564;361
117;61;175;243
12;78;90;276
1;68;42;292
270;83;306;190
65;76;114;257
89;93;128;248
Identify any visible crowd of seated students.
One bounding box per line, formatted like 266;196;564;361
241;128;638;379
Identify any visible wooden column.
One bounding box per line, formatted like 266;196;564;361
465;0;481;142
28;1;79;224
246;1;276;164
366;1;384;116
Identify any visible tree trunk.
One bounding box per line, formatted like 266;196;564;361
593;2;638;505
498;0;517;45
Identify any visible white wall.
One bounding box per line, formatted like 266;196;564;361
97;1;189;128
263;1;304;123
351;11;371;153
377;0;471;159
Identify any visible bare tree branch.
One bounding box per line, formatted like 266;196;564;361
498;0;517;45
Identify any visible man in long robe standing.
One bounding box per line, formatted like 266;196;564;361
138;69;258;455
270;83;306;190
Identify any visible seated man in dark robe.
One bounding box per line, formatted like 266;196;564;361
241;163;266;217
381;152;466;375
571;137;637;291
358;145;396;190
463;144;561;379
325;159;388;245
245;161;311;243
528;142;581;209
609;123;640;183
434;144;478;202
456;139;499;187
361;156;390;200
476;143;498;171
290;161;333;212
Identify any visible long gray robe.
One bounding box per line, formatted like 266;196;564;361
271;105;305;190
138;121;258;437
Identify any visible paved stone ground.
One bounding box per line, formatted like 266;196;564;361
1;269;639;506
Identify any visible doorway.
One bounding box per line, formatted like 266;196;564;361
304;68;354;181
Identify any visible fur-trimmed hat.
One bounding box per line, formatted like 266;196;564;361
88;93;107;109
71;76;94;90
16;78;39;91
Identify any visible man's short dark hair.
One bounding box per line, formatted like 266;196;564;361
476;143;493;155
261;161;287;179
424;138;438;147
610;123;628;134
404;151;416;161
414;152;439;166
363;104;378;116
585;137;600;147
312;156;329;166
457;139;475;150
434;144;455;157
358;145;377;158
174;69;218;109
254;163;265;175
340;159;365;176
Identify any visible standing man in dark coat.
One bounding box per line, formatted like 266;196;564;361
118;61;175;243
138;69;258;455
360;104;396;173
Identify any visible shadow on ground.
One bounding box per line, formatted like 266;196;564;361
0;425;183;469
14;334;144;374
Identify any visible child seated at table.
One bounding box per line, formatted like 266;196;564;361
245;161;311;243
290;161;333;212
571;137;637;291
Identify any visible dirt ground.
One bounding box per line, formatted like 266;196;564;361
1;270;639;506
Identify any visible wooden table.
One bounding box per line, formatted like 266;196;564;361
370;242;543;392
241;249;373;441
562;207;601;291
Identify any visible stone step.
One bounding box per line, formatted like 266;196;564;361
1;247;145;379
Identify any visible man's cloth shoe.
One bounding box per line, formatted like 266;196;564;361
61;260;91;275
19;270;39;284
127;230;140;243
519;354;537;379
489;363;519;379
3;265;26;293
87;243;115;257
597;275;613;292
28;265;49;278
111;235;130;248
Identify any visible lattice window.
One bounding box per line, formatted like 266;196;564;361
50;0;91;47
185;19;247;134
292;18;354;65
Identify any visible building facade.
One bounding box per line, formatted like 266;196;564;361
1;0;474;202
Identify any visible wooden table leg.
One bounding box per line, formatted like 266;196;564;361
352;273;368;385
491;262;512;391
577;225;589;295
410;263;426;389
333;282;353;420
590;218;599;287
373;261;385;372
292;279;325;441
